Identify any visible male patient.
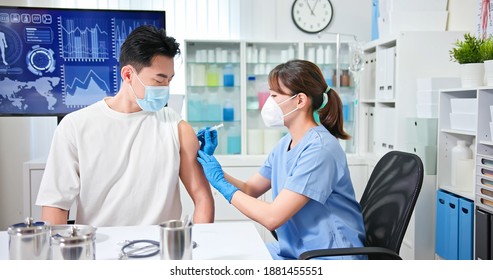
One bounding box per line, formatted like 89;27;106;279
36;25;214;226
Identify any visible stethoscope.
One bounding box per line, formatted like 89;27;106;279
119;239;198;259
119;239;160;259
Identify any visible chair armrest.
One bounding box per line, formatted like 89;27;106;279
298;246;403;260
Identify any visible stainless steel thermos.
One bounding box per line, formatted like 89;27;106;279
8;217;50;260
50;225;97;260
8;218;97;260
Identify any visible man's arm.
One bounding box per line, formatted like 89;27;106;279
178;120;214;223
41;206;69;225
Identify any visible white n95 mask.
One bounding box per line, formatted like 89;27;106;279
260;94;298;127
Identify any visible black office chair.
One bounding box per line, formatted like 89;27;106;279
298;150;424;260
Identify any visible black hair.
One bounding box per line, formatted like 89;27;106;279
119;25;180;72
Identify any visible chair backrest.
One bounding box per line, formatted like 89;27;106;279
359;151;424;259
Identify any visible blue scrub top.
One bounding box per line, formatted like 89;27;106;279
259;125;366;260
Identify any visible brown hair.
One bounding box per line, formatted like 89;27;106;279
268;59;350;140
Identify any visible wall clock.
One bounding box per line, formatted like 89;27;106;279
291;0;333;34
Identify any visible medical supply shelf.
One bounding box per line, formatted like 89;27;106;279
184;39;356;156
474;89;493;260
358;31;465;260
436;87;493;260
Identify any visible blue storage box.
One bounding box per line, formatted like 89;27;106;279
435;190;447;257
435;190;459;260
458;197;474;260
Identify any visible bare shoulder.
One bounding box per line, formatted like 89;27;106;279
177;120;199;153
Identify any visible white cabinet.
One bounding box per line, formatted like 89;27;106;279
358;31;465;260
474;89;493;260
184;39;356;155
22;161;76;221
359;31;464;157
476;89;493;212
437;89;477;200
179;154;369;242
437;88;493;260
22;161;45;220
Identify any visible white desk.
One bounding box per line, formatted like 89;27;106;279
0;222;272;260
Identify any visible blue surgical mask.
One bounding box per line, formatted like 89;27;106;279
129;69;170;112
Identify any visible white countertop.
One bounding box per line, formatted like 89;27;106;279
0;221;272;260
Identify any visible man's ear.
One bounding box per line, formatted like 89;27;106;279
121;66;133;82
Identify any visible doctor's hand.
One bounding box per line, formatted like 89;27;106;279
196;127;218;155
197;150;238;203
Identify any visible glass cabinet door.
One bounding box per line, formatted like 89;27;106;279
244;42;297;155
185;41;241;155
304;42;356;154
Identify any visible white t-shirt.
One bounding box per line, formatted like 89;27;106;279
36;99;182;227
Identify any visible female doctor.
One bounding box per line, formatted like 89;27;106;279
197;59;366;260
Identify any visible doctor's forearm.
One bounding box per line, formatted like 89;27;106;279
224;173;263;198
230;192;281;231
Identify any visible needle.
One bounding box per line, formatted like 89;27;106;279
210;123;224;131
196;123;224;137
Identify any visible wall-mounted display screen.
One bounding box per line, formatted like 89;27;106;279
0;6;165;116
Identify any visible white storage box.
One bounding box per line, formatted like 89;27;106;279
390;11;448;33
391;0;448;12
449;113;477;131
450;98;476;114
416;90;439;105
416;77;461;91
417;104;438;118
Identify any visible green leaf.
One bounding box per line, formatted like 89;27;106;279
450;33;484;64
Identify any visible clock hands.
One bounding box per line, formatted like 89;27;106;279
312;0;320;14
305;0;315;16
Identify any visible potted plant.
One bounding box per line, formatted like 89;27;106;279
450;33;484;88
480;36;493;86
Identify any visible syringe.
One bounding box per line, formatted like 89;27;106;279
196;123;224;137
209;123;224;131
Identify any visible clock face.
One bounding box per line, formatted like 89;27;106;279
292;0;333;34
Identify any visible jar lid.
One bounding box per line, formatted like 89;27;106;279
7;217;50;235
51;225;97;245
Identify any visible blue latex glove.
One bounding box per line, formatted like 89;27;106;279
197;150;238;203
196;127;218;155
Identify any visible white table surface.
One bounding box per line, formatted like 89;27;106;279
0;221;272;260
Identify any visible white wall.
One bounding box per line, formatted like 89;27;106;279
0;0;371;229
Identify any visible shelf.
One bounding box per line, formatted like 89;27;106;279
189;120;240;126
480;140;493;146
360;99;376;104
363;36;397;52
439;185;474;201
188;62;240;65
376;99;395;104
185;40;357;155
187;85;240;89
246;62;292;66
441;128;477;136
